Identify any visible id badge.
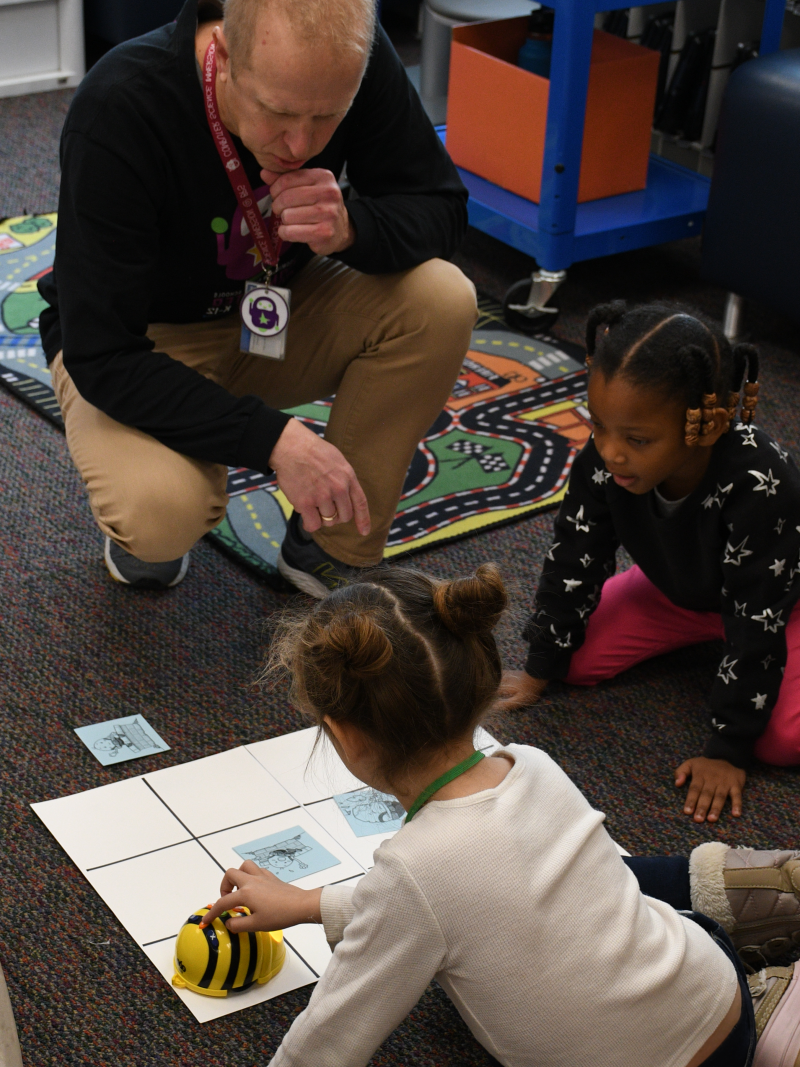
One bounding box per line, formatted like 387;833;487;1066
239;279;291;360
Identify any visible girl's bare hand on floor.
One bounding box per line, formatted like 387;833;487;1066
675;757;746;823
494;670;548;712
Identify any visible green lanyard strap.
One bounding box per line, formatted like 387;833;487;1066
404;750;486;823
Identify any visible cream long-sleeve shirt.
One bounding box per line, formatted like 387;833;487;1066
270;745;737;1067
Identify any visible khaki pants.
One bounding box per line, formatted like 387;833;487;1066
53;256;477;566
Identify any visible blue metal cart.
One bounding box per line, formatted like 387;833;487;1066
437;0;787;326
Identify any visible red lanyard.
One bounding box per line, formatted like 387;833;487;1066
202;40;284;275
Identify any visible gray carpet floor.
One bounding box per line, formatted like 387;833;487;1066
1;74;800;1067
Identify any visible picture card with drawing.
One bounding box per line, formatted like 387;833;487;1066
234;826;341;883
333;788;406;837
75;715;169;766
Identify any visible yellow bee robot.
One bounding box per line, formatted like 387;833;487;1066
172;905;285;997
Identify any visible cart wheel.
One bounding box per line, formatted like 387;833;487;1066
503;278;562;335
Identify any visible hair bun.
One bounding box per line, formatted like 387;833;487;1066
315;613;393;680
432;563;507;637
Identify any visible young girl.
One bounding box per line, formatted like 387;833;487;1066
202;565;800;1067
499;301;800;824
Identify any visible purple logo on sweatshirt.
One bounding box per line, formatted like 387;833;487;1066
215;184;273;280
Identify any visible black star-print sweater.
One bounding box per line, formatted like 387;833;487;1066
523;424;800;767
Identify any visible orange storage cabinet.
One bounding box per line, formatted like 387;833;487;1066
446;20;660;204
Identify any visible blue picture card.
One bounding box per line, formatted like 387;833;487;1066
333;788;406;838
74;715;170;767
234;826;341;883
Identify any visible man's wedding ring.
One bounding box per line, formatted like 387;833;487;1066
319;510;338;522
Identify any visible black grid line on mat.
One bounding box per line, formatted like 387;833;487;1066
68;748;385;979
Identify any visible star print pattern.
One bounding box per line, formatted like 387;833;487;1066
566;505;593;533
546;542;560;562
523;428;799;769
771;441;789;462
717;656;738;684
550;625;572;649
723;537;753;566
751;607;785;632
738;426;757;447
702;483;733;509
592;467;612;485
750;469;780;496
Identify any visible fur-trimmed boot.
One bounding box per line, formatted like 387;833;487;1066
749;964;800;1066
690;842;800;965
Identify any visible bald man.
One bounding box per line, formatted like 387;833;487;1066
39;0;475;593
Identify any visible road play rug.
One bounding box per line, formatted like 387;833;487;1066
0;214;589;585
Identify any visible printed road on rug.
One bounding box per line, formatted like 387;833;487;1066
0;215;588;584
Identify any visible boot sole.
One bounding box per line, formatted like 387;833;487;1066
277;550;329;599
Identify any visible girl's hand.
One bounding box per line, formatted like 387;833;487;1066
494;670;548;712
674;757;746;823
200;861;323;933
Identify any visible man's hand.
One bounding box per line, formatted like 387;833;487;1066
493;670;548;712
269;417;371;536
200;861;323;933
675;756;746;823
264;168;355;256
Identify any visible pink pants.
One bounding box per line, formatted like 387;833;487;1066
564;565;800;766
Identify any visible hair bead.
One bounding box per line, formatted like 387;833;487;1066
585;301;762;443
685;407;702;444
700;392;718;435
741;381;760;424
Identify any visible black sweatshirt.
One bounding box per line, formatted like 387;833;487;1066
524;425;800;768
38;0;468;476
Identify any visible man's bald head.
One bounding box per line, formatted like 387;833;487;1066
224;0;376;76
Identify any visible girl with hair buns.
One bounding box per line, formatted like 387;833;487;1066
499;300;800;824
201;564;800;1067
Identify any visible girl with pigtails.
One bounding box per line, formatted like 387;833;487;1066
202;565;800;1067
499;301;800;825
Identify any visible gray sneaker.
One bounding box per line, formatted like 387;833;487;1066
104;536;190;589
277;513;365;598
